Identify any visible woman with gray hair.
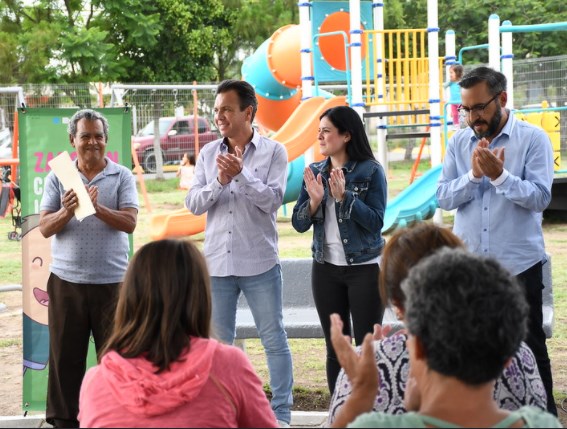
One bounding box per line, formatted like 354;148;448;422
327;224;547;425
330;247;560;427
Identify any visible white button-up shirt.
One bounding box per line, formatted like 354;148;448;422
186;130;288;277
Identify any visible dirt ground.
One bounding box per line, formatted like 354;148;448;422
0;291;25;417
1;219;567;425
1;289;566;425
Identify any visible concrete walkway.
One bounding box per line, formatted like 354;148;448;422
0;411;328;428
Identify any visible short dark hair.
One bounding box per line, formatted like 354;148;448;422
100;239;212;373
319;106;375;162
380;223;464;309
459;66;507;95
68;109;109;141
216;79;258;123
402;247;528;385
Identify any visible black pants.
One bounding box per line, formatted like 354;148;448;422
46;273;119;428
516;262;557;416
312;261;384;394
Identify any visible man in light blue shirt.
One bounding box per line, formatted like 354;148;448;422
186;79;293;426
437;66;556;415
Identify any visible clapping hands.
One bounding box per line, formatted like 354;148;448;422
471;138;505;180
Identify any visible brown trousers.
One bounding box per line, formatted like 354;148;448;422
45;273;119;428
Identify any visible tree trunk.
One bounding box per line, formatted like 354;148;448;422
404;139;415;161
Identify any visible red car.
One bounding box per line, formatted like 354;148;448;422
132;116;218;173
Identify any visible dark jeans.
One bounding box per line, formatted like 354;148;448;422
312;261;384;394
46;273;119;428
516;262;557;416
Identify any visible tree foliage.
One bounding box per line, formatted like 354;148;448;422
213;0;299;80
0;0;161;84
108;0;226;82
390;0;567;63
0;0;565;86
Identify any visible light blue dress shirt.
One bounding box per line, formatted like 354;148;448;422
186;130;288;277
437;112;554;275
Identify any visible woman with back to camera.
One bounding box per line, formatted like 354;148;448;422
327;223;547;425
291;105;388;394
78;239;278;428
331;247;561;428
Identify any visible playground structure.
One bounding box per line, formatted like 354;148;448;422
1;3;565;240
146;1;565;239
150;0;446;239
241;0;498;233
2;6;564;409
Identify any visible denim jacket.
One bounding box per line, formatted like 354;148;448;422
292;158;387;265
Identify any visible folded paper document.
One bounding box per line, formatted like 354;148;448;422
47;151;96;221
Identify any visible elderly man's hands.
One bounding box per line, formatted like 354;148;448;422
87;185;99;212
61;189;78;214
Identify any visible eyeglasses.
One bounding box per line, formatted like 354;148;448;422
458;92;502;116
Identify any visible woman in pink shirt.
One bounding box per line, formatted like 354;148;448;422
78;239;278;428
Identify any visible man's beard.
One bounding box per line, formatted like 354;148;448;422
469;108;502;139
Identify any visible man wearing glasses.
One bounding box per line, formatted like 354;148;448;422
437;66;556;415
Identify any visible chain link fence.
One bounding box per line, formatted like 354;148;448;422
514;55;567;153
109;84;220;135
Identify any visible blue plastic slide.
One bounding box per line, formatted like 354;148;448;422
381;164;442;234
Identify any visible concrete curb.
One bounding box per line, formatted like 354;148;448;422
0;415;50;428
291;411;327;427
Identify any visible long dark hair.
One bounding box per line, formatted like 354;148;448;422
320;106;375;161
100;239;211;373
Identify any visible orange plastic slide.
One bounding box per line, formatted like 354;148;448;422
275;96;347;161
150;208;206;241
149;96;347;240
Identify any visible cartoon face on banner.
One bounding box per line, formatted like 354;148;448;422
21;215;50;373
22;215;50;327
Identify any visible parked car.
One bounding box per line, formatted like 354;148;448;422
132;116;219;173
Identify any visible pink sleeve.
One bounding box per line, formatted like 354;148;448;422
77;366;98;427
223;347;279;428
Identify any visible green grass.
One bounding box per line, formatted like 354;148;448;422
0;338;21;348
0;219;23;285
143;177;179;193
386;159;433;199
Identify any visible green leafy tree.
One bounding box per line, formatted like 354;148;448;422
0;0;160;86
0;0;236;85
108;0;226;82
392;0;567;62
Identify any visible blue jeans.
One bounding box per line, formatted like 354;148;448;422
211;264;294;424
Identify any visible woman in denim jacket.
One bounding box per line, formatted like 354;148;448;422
292;106;387;393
